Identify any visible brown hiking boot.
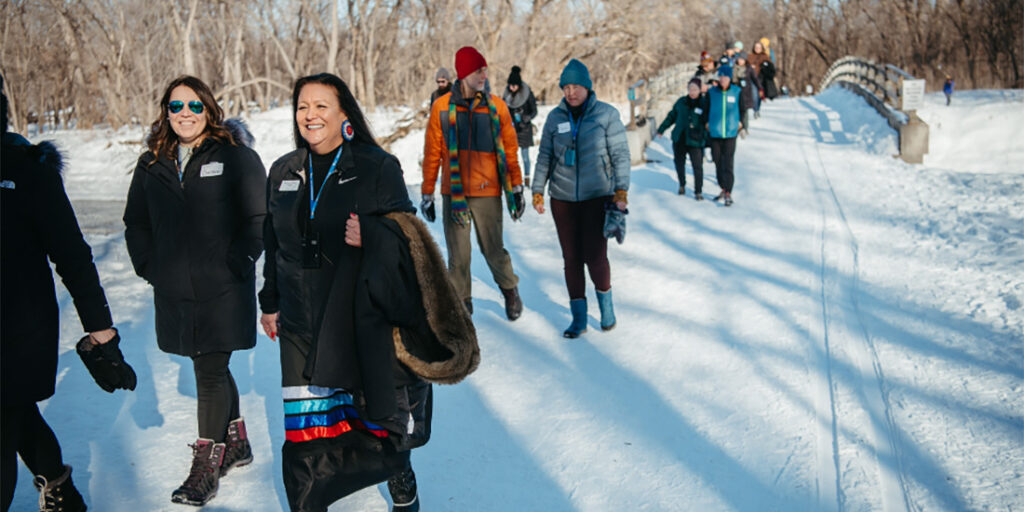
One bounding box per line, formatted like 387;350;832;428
500;286;523;321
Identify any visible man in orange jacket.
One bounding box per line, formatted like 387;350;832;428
421;46;525;321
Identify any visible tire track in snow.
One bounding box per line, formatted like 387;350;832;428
796;98;910;512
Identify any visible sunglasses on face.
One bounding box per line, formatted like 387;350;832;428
168;100;204;114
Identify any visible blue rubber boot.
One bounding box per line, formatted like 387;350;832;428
596;288;616;331
563;299;588;338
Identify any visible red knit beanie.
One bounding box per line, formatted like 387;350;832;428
455;46;487;80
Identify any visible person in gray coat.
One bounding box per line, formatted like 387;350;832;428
531;58;630;338
502;66;538;185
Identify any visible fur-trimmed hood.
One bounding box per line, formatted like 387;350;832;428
2;133;64;177
224;117;255;148
385;212;479;384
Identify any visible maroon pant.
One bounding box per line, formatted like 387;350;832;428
551;197;611;299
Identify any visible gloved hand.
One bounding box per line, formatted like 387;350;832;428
77;329;137;393
511;188;525;221
420;195;435;222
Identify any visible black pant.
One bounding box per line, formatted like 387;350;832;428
192;352;239;443
710;137;737;193
672;138;704;193
2;403;65;511
550;197;611;300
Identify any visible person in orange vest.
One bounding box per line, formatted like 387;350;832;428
421;46;526;320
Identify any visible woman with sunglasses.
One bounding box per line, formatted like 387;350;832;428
123;75;266;506
260;73;477;512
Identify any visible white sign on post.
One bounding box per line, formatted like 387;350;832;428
901;79;926;111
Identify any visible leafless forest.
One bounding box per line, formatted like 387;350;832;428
1;0;1020;132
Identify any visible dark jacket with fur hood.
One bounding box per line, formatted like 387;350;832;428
123;119;266;356
1;133;113;403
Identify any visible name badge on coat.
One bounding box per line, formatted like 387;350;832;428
727;96;737;103
200;162;224;177
557;122;571;134
279;179;300;192
694;108;703;114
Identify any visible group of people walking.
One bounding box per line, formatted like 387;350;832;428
1;45;631;512
657;38;779;206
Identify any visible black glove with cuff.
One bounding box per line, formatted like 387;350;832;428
77;329;137;393
420;195;436;222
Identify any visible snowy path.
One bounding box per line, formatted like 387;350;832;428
13;90;1022;511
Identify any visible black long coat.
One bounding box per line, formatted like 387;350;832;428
1;134;113;404
123;124;266;357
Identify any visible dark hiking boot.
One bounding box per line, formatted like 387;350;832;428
677;186;685;196
596;288;617;331
500;286;523;321
464;298;473;315
724;191;733;207
220;417;253;477
171;439;225;506
695;192;704;201
713;192;725;202
524;176;531;187
387;466;420;512
563;299;588;338
33;464;86;512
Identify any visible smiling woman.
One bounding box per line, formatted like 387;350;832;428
123;75;267;507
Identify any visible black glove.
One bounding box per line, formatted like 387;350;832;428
511;190;525;221
420;196;435;223
77;330;137;393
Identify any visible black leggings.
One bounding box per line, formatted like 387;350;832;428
710;137;737;193
550;197;611;299
672;138;704;193
2;403;65;511
192;352;239;443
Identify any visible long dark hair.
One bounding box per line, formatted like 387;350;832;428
146;75;236;162
291;73;378;150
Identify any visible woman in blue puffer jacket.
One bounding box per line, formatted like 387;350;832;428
531;58;631;338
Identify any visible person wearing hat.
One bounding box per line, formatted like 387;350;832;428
719;41;743;68
706;64;745;207
503;66;538;187
657;78;709;199
693;51;719;94
430;68;452;105
532;58;631;338
943;75;955;106
421;46;526;320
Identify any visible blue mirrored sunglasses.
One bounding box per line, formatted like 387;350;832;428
168;100;204;114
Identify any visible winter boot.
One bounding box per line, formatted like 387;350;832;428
500;286;523;321
724;191;733;207
463;298;473;315
563;299;588;338
171;439;225;506
220;417;253;477
677;185;685;196
695;192;704;201
596;288;617;331
387;466;420;512
33;464;86;512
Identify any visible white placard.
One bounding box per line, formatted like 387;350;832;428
901;79;926;111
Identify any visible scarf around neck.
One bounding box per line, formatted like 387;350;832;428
447;89;517;225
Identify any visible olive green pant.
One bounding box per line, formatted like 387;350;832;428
442;195;519;300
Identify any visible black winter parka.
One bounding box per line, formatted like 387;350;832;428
1;134;113;403
123;123;266;357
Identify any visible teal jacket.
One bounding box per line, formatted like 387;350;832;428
707;84;743;139
657;95;709;148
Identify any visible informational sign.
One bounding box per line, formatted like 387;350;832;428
901;79;926;111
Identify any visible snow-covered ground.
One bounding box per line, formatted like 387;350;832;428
12;89;1023;511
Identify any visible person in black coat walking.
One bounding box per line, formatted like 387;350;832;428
502;66;538;186
122;76;266;507
657;78;709;199
261;73;462;512
1;78;119;512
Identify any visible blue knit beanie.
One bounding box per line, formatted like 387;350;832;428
717;64;733;79
559;59;592;90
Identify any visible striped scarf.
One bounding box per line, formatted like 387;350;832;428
283;385;388;443
447;91;517;225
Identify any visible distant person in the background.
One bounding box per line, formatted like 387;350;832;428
2;76;125;512
694;51;719;94
503;66;538;186
657;78;709;199
532;58;631;338
719;41;742;68
760;37;776;63
706;64;745;207
748;41;771;117
944;76;955;106
430;68;452;105
124;76;266;506
732;53;761;138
